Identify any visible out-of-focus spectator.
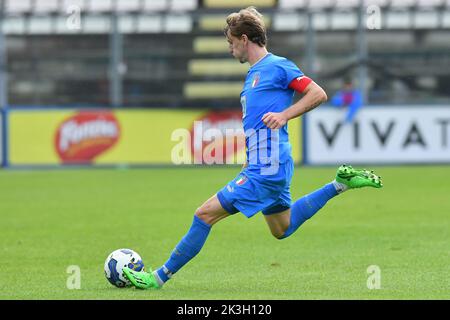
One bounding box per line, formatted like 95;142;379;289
330;77;363;123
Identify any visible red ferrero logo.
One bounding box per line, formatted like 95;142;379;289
189;110;245;164
55;111;120;163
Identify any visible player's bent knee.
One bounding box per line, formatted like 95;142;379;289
194;207;213;225
194;207;206;220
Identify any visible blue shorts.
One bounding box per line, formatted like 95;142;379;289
217;157;294;218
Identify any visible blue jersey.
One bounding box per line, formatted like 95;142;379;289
240;53;303;168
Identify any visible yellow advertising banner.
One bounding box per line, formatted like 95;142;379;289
9;109;301;165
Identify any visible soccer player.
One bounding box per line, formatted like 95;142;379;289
123;7;382;289
331;77;364;123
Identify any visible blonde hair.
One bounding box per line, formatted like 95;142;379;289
224;6;267;47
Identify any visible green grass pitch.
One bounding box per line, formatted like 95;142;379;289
0;165;449;299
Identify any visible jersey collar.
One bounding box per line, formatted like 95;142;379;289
249;52;271;69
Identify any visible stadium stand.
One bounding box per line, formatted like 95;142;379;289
1;0;449;107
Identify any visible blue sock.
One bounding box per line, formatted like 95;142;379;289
155;215;211;284
281;183;338;239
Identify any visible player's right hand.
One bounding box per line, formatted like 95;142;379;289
262;112;287;129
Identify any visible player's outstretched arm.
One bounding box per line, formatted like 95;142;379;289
262;81;327;129
284;81;328;118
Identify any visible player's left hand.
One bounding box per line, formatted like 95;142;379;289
262;112;288;129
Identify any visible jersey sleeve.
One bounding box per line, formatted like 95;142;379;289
275;59;304;90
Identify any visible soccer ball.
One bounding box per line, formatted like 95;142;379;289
104;248;145;288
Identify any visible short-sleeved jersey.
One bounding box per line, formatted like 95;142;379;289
240;53;303;168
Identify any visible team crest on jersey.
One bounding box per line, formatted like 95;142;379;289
235;175;248;186
251;72;260;88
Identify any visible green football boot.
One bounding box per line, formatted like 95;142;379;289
123;267;161;290
336;164;383;189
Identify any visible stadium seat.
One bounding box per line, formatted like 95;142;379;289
138;0;198;12
34;0;60;13
278;0;307;9
273;13;305;31
164;15;193;33
198;15;229;31
60;0;85;13
137;15;163;33
390;0;416;8
193;37;229;53
88;0;114;13
116;0;141;13
280;0;384;9
169;0;198;11
55;16;81;34
385;10;412;29
334;0;360;8
442;10;450;26
2;16;26;34
364;0;389;7
118;15;136;33
416;0;444;7
5;0;33;14
308;0;334;10
83;15;110;33
414;10;439;29
312;12;329;30
28;16;54;34
188;59;248;76
330;11;358;30
184;82;243;99
142;0;168;12
203;0;276;8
